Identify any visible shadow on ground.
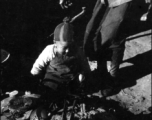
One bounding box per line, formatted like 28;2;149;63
100;99;152;120
113;50;152;93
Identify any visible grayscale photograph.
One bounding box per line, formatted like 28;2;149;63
1;0;152;120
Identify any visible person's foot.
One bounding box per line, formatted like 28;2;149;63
101;74;120;97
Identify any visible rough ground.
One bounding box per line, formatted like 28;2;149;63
89;30;151;115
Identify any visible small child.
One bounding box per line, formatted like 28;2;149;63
31;20;91;91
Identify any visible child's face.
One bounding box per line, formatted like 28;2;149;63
55;40;73;54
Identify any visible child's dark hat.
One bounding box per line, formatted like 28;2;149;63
54;18;74;42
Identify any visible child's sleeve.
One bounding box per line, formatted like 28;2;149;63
77;48;91;74
31;45;54;75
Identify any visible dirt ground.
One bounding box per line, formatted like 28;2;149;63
89;30;151;115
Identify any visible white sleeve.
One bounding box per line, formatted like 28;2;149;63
31;45;54;75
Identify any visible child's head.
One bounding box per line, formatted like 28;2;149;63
53;22;74;54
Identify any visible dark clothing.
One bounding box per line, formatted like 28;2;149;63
31;43;90;91
83;0;130;77
45;46;80;83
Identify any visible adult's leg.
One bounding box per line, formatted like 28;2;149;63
98;2;130;79
83;0;105;59
92;3;131;96
109;40;126;78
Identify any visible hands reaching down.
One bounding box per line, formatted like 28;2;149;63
59;0;73;9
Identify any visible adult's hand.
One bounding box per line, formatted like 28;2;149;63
145;0;152;4
140;1;151;21
100;0;105;4
59;0;73;9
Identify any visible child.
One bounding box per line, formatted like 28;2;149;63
31;20;91;91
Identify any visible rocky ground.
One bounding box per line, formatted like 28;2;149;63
89;30;151;116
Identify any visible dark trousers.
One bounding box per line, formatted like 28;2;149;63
83;0;130;78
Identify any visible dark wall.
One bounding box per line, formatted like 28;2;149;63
1;0;96;57
1;0;59;57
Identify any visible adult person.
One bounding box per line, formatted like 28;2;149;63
59;0;152;96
